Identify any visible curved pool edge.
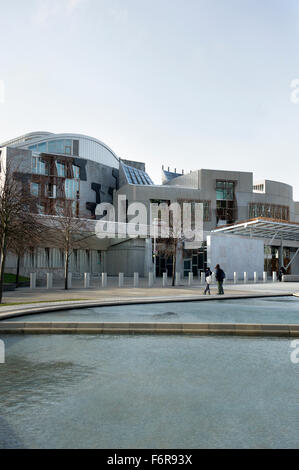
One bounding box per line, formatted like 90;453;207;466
0;321;298;337
0;292;295;322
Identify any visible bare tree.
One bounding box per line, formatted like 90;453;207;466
8;222;44;287
154;204;185;287
47;208;96;290
0;162;42;302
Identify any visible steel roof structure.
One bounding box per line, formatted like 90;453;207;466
212;218;299;242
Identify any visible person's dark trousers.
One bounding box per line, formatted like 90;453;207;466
218;281;224;295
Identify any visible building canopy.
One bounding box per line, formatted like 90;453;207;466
212;218;299;242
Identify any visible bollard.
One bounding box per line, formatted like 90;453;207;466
68;272;72;289
263;272;267;283
148;272;154;288
84;273;90;289
254;272;258;283
272;271;277;282
30;273;36;289
102;273;108;288
175;272;181;286
201;272;205;285
163;272;168;287
188;272;193;287
212;273;216;285
134;272;139;288
46;273;53;289
234;272;238;284
244;272;248;283
119;273;124;288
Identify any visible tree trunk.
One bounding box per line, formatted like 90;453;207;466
16;255;21;288
0;233;7;304
172;254;176;287
64;249;69;290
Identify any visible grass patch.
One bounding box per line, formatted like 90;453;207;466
4;273;30;284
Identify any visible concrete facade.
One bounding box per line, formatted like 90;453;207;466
207;233;265;280
2;131;299;280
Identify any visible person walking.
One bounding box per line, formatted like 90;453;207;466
204;267;212;295
215;264;225;295
278;266;286;282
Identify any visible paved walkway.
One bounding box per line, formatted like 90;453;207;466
0;280;298;320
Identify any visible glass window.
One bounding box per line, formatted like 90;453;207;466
48;140;64;154
29;145;37;152
30;182;39;197
216;181;234;201
57;140;65;153
47;184;56;199
65;139;72;154
32;157;49;175
72;165;80;179
65;179;79;199
32;157;37;172
56;161;66;177
38;142;47;153
48;141;57;153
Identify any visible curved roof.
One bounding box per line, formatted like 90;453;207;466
1;131;120;169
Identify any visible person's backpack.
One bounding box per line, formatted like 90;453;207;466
219;269;226;281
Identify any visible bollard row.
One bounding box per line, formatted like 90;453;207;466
28;269;279;289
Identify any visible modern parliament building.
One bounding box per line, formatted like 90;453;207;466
2;131;299;281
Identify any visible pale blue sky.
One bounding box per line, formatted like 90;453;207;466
1;0;299;195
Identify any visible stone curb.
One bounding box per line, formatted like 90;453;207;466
0;322;298;337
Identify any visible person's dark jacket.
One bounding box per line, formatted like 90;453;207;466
205;269;212;279
215;268;225;282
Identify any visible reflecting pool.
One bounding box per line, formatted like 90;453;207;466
6;296;299;324
0;334;298;449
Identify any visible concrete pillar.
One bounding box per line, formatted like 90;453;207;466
234;272;238;284
148;272;154;288
263;272;268;283
272;271;277;282
175;272;181;286
102;273;108;288
201;272;205;285
46;273;53;289
84;273;90;289
119;273;124;288
244;272;248;283
254;272;258;283
30;273;36;289
134;273;139;288
188;272;193;287
68;273;72;289
163;272;168;287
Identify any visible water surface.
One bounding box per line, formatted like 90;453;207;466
0;334;298;449
6;296;299;324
